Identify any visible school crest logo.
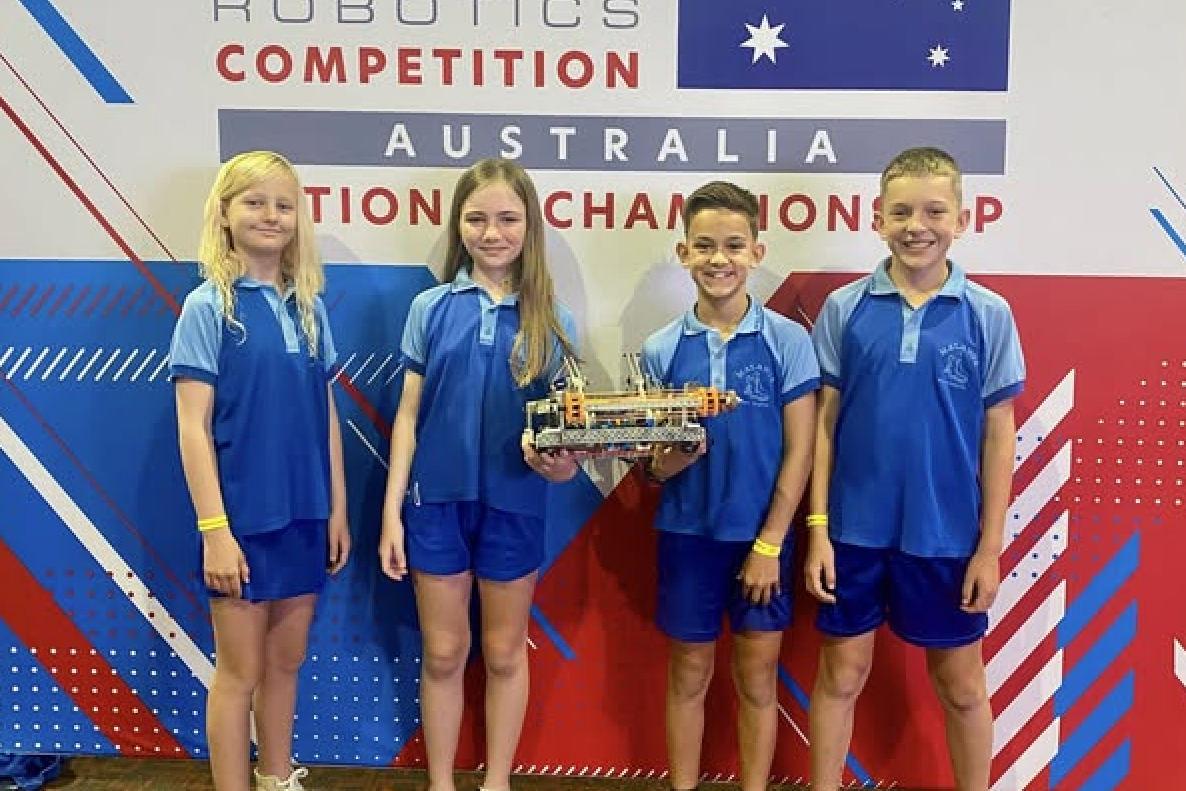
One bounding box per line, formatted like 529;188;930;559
736;363;774;405
938;342;978;389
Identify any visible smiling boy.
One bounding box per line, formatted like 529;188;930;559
804;148;1026;791
640;181;819;791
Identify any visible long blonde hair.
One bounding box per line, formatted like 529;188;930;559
441;159;575;386
197;151;324;356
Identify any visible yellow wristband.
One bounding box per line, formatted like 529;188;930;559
752;538;781;558
805;513;829;527
197;515;229;532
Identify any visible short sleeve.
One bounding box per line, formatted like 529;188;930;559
811;294;847;388
399;289;435;376
640;317;683;387
979;299;1026;406
169;285;222;385
544;304;579;384
767;315;821;405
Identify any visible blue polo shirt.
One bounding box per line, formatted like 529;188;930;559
168;279;337;536
813;260;1025;558
401;269;577;518
640;298;820;542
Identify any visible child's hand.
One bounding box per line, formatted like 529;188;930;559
202;529;250;599
378;513;409;581
803;532;836;604
738;553;781;605
649;441;706;481
327;512;351;574
522;436;580;482
960;549;1000;613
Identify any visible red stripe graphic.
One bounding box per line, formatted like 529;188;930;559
28;284;54;317
48;284;73;317
0;90;179;313
2;375;208;623
0;52;177;262
0;539;187;755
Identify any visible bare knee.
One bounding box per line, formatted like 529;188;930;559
733;664;777;710
422;632;470;681
264;637;308;678
212;657;264;697
481;632;527;680
815;648;872;703
669;644;715;702
930;665;987;714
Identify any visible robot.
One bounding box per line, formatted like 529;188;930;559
523;353;741;459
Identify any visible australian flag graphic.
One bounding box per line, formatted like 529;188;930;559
677;0;1011;91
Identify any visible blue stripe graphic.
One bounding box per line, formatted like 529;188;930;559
1151;209;1186;258
1050;671;1134;786
1054;602;1136;715
1154;166;1186;212
529;604;576;660
1079;739;1131;791
1058;534;1139;647
15;0;132;103
776;665;871;785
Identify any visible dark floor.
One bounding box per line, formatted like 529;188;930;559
40;757;824;790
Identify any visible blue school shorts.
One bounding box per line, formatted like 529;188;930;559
403;501;545;582
204;519;328;603
814;542;988;648
656;530;793;643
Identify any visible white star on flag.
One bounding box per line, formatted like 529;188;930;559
741;15;789;64
928;45;951;67
952;0;965;10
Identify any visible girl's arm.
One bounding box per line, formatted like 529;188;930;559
175;378;249;597
378;371;423;580
175;379;226;520
326;384;351;573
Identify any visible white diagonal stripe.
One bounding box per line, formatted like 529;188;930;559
8;346;31;378
367;354;393;385
993;649;1063;756
59;348;86;381
1003;441;1071;553
130;349;157;382
991;511;1068;624
987;582;1066;696
76;348;104;381
1015;370;1074;471
0;414;214;687
149;355;169;382
41;347;68;381
1175;639;1186;689
93;349;121;381
331;352;358;384
777;703;808;746
0;347;13;368
346;420;388;470
991;718;1059;791
111;348;139;381
23;347;48;380
352;352;375;381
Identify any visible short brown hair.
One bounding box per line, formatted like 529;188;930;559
681;181;761;239
880;147;963;203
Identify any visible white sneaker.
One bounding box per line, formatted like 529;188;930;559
253;766;309;791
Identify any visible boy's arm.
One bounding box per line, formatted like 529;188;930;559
804;384;840;602
960;397;1016;612
756;392;817;547
976;398;1017;556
